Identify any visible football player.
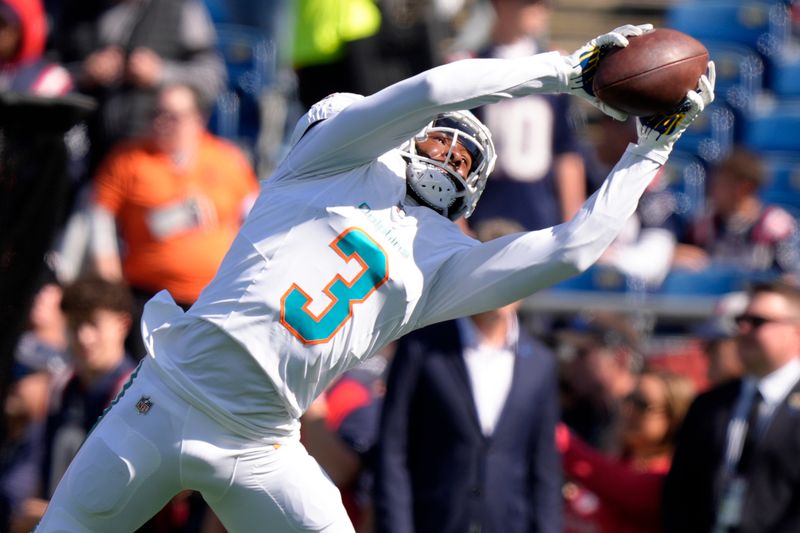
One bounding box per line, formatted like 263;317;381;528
36;24;714;533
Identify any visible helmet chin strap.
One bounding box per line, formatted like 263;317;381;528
404;162;467;219
404;184;428;209
405;179;447;218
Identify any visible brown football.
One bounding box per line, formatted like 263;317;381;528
592;28;709;116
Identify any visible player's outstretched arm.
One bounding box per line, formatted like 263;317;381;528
415;67;715;327
283;52;573;179
284;25;660;179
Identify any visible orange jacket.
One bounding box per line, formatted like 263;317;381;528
93;133;259;303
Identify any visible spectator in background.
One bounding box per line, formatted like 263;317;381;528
1;367;50;533
583;108;637;190
21;275;201;533
48;0;226;168
673;148;799;274
294;0;445;113
664;279;800;532
14;271;70;379
293;0;382;110
589;114;681;288
468;0;587;231
374;218;563;533
695;291;748;386
561;369;696;533
0;0;72;96
558;317;640;452
1;268;69;533
17;276;137;530
89;82;259;359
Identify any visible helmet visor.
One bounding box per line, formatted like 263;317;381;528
430;115;486;174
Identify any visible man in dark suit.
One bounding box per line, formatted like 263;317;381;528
373;219;562;533
663;279;800;533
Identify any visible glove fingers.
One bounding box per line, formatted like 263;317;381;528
596;23;655;49
696;76;714;106
706;61;717;91
596;33;629;48
684;90;705;114
599;103;629;121
611;24;653;37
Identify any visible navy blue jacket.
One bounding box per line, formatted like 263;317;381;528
663;376;800;533
374;319;562;533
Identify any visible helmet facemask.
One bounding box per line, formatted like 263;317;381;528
402;111;496;220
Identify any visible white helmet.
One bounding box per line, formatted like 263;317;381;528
288;92;365;148
402;110;496;220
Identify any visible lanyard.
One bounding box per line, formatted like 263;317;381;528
720;380;758;482
714;380;762;531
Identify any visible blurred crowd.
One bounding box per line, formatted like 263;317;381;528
2;0;800;532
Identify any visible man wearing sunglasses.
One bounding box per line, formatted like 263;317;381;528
664;279;800;533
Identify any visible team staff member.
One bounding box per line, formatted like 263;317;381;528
37;24;714;533
664;279;800;532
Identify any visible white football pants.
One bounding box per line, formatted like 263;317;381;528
35;357;354;533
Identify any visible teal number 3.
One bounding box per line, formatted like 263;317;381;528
281;228;389;344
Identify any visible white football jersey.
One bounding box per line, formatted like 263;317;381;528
141;51;662;439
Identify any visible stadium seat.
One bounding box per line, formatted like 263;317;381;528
215;24;276;94
666;1;783;53
675;103;736;160
210;90;240;141
202;0;232;25
662;150;709;221
209;24;276;161
759;153;800;214
704;41;765;104
655;266;752;296
769;55;800;97
551;264;639;293
742;101;800;152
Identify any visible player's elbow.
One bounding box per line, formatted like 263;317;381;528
558;253;590;278
556;213;621;273
573;248;603;273
556;232;612;275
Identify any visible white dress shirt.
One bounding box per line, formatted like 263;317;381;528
457;314;518;436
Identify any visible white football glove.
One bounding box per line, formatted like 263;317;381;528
630;61;716;164
564;24;654;121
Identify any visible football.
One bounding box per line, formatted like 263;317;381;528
592;28;709;116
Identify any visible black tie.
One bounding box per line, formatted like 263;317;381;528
737;388;763;475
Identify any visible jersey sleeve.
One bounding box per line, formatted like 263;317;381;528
277;52;571;182
415;146;662;327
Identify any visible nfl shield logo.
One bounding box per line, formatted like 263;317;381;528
135;396;153;415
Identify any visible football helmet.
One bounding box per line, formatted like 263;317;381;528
402;110;496;220
287;92;364;147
